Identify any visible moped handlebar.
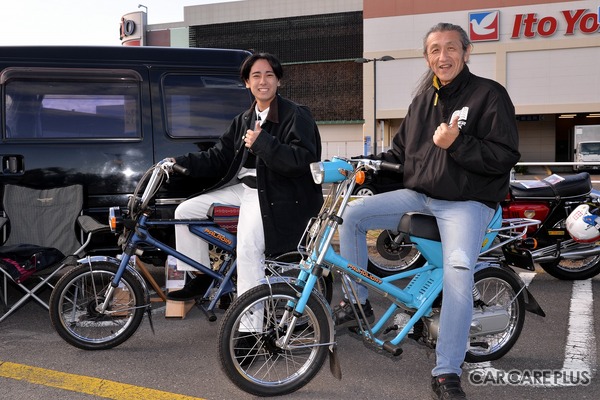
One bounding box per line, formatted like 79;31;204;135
379;161;403;173
159;159;190;176
172;163;190;176
351;158;403;173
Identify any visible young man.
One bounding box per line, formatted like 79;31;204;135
168;53;322;305
336;23;520;399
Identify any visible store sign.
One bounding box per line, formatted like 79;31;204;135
469;11;500;42
120;19;136;38
512;9;600;38
469;8;600;41
119;12;145;46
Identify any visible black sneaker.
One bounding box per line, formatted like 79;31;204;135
166;275;212;301
333;299;374;328
431;373;467;400
218;293;233;310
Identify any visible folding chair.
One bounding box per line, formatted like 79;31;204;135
0;184;108;323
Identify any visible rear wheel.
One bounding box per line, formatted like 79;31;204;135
49;262;146;350
218;283;330;396
538;225;600;280
465;267;525;362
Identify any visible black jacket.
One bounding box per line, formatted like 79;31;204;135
175;95;323;256
381;66;520;208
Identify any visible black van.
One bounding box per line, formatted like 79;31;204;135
0;46;252;253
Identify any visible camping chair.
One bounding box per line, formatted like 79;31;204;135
0;184;109;323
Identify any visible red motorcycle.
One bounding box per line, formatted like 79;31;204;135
368;172;600;280
502;172;600;280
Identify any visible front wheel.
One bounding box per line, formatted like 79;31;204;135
218;283;331;397
49;262;147;350
465;266;526;363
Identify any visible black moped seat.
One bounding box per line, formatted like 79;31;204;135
397;213;440;242
509;172;591;199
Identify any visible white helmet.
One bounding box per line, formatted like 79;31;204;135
566;204;600;243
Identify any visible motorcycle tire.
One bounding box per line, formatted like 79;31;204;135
539;253;600;280
464;266;526;363
366;229;426;276
218;283;330;397
49;262;147;350
537;216;600;280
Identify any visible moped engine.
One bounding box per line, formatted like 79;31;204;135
420;305;511;346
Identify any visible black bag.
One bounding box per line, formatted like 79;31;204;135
0;244;65;283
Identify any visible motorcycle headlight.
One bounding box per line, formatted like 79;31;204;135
310;158;353;184
310;162;325;184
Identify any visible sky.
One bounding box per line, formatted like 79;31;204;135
0;0;238;46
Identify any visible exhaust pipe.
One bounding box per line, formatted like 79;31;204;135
532;243;600;263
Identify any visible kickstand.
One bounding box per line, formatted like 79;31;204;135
146;307;155;334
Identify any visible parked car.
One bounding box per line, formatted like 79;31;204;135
352;169;404;196
0;46;252;255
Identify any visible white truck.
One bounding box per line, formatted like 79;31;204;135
573;125;600;171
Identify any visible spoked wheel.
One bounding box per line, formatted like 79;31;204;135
539;241;600;280
218;283;331;397
537;217;600;280
366;229;425;276
269;251;333;304
465;267;525;362
49;262;147;350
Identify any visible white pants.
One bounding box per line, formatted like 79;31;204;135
174;183;265;297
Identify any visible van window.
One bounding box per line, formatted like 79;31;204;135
2;68;141;140
162;74;250;138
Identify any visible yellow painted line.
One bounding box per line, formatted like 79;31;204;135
0;360;205;400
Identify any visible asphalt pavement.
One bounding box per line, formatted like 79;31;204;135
1;265;600;400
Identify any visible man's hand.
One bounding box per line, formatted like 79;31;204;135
244;121;261;148
433;115;460;150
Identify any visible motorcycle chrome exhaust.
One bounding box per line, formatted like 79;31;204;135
531;243;600;262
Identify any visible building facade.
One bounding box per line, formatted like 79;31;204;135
120;0;600;163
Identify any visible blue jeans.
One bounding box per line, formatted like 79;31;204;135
338;188;495;376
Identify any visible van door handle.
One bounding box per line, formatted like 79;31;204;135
1;155;24;175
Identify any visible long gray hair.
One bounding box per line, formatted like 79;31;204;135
412;23;472;97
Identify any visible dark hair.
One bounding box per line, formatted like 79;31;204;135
422;22;471;56
413;23;472;97
240;52;283;81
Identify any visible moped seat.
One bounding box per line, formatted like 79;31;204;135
509;172;591;199
397;213;440;242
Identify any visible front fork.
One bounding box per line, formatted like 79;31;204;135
79;254;152;315
274;266;336;350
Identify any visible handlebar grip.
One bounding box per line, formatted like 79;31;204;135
379;161;403;173
172;163;190;176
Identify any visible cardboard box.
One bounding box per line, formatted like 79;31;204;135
165;296;195;318
111;287;131;317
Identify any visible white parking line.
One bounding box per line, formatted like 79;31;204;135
563;279;596;376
